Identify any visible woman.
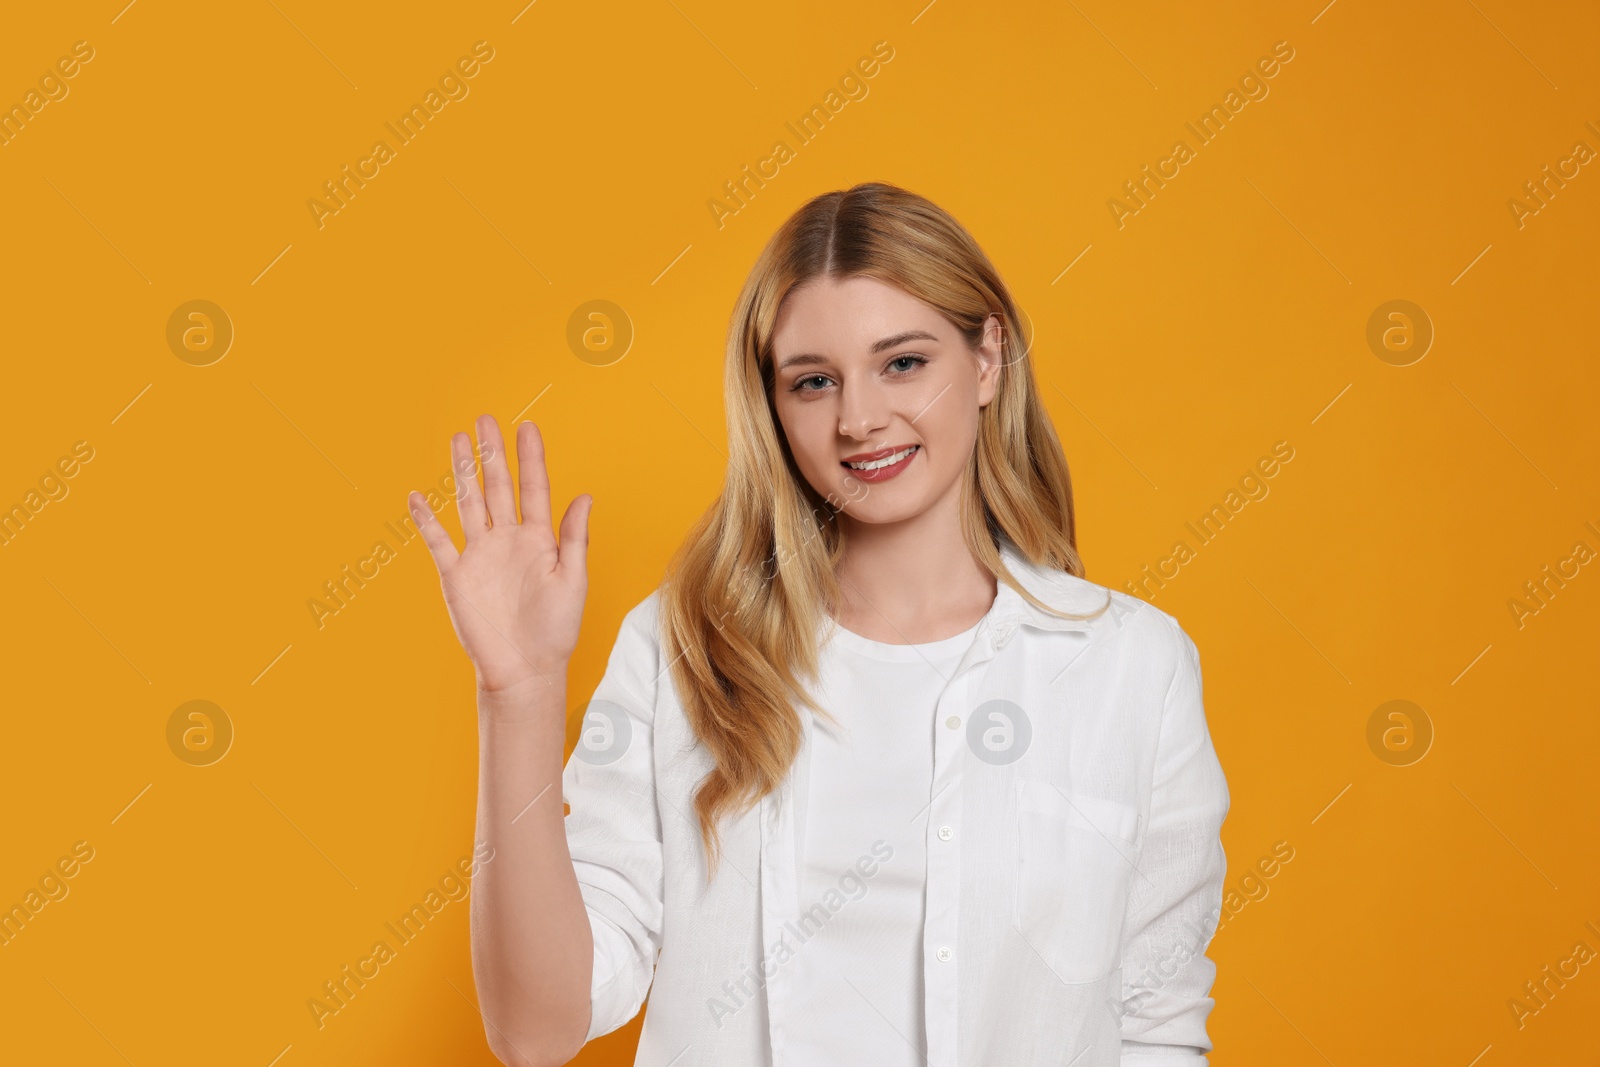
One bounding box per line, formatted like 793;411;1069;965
409;181;1229;1067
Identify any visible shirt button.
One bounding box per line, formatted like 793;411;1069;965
945;715;960;730
937;946;952;962
938;825;953;841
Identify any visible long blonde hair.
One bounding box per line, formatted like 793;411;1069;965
660;181;1105;878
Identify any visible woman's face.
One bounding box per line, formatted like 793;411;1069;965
769;274;1002;527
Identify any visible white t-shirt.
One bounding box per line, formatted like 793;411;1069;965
785;615;984;1065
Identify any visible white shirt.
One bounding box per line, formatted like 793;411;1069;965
563;539;1230;1066
786;618;981;1065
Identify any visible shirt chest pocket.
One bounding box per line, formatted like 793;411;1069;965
1011;779;1142;985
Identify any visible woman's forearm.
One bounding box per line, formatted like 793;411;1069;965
471;672;593;1067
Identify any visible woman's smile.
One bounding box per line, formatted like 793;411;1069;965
842;443;920;481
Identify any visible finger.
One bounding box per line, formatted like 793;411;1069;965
558;493;592;581
452;431;490;542
476;414;517;528
515;421;554;537
409;491;460;573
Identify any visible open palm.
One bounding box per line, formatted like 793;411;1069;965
409;415;591;693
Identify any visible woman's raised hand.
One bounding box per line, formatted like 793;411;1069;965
409;416;592;694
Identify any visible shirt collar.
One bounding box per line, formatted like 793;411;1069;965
808;539;1112;652
990;539;1113;642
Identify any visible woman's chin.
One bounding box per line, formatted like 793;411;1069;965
831;499;935;527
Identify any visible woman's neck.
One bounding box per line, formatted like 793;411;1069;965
831;510;997;645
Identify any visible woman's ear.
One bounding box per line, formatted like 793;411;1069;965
975;313;1005;408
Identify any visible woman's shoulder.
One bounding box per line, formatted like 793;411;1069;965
599;587;665;667
622;586;664;633
1040;567;1198;667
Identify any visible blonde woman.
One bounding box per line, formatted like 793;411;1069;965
410;182;1229;1067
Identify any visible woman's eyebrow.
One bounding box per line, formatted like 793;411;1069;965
869;329;940;354
776;329;941;371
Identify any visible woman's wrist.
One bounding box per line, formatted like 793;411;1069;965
476;667;569;725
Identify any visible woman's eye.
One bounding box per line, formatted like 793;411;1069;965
789;357;924;393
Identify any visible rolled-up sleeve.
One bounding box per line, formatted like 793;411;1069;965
561;592;667;1043
1118;618;1230;1064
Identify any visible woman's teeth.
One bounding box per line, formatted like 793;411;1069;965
845;445;918;471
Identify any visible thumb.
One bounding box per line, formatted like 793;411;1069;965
558;493;592;578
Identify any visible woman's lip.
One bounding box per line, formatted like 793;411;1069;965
840;443;919;463
841;444;919;483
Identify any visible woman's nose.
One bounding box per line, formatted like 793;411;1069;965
836;380;889;440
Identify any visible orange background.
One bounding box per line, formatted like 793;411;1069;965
2;1;1597;1064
